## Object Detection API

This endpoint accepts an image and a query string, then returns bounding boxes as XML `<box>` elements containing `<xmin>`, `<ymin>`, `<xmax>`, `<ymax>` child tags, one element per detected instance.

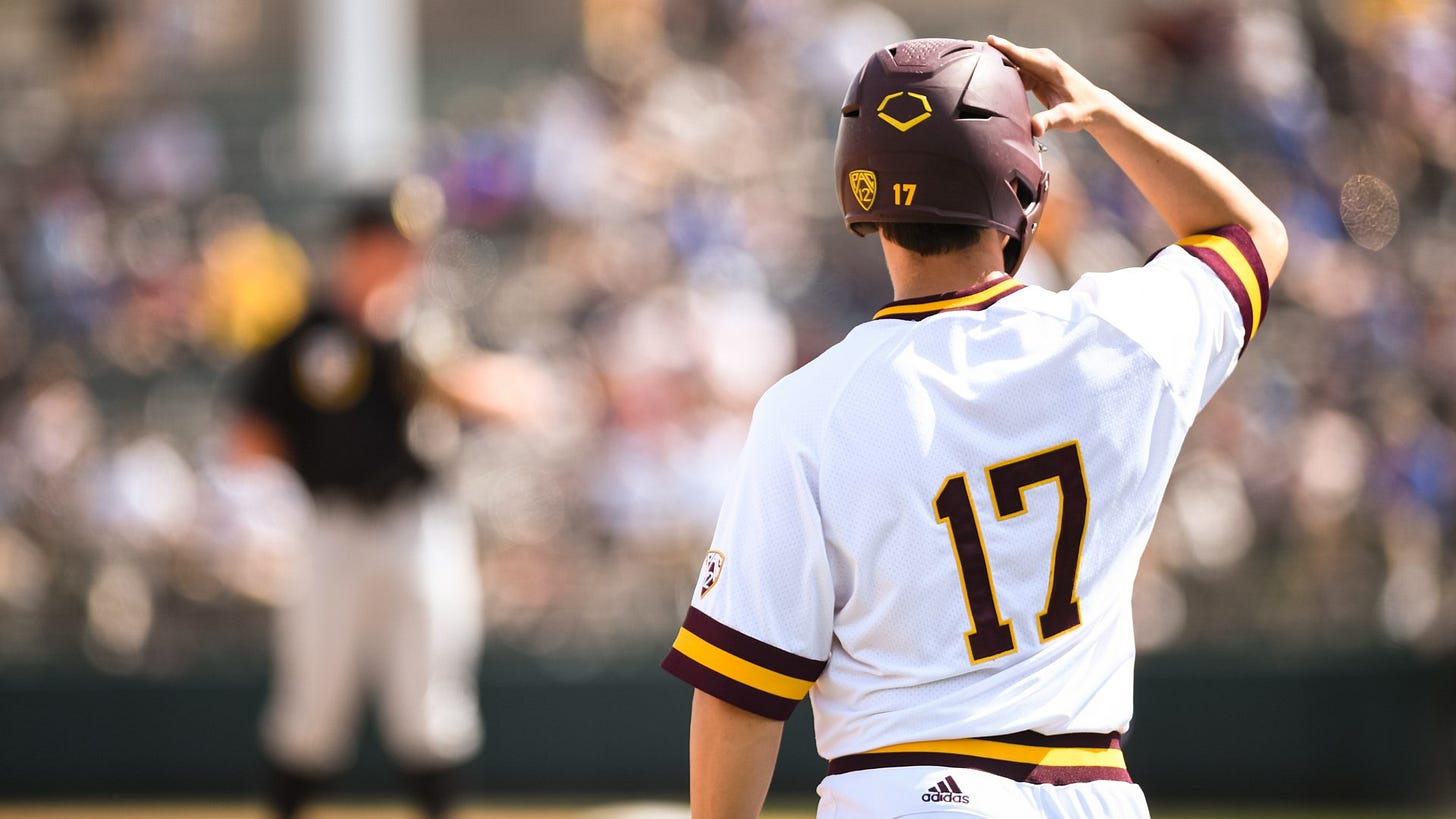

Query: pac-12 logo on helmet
<box><xmin>849</xmin><ymin>170</ymin><xmax>877</xmax><ymax>211</ymax></box>
<box><xmin>698</xmin><ymin>551</ymin><xmax>725</xmax><ymax>598</ymax></box>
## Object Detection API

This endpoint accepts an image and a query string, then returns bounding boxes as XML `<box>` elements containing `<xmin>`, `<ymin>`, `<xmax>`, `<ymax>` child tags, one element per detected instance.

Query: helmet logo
<box><xmin>876</xmin><ymin>91</ymin><xmax>933</xmax><ymax>132</ymax></box>
<box><xmin>849</xmin><ymin>170</ymin><xmax>877</xmax><ymax>211</ymax></box>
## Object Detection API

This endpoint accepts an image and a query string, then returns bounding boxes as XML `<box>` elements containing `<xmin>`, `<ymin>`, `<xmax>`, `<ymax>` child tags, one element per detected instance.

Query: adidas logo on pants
<box><xmin>923</xmin><ymin>776</ymin><xmax>970</xmax><ymax>803</ymax></box>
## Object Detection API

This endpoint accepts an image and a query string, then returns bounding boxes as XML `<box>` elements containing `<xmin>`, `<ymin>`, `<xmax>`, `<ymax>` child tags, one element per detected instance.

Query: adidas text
<box><xmin>923</xmin><ymin>776</ymin><xmax>969</xmax><ymax>803</ymax></box>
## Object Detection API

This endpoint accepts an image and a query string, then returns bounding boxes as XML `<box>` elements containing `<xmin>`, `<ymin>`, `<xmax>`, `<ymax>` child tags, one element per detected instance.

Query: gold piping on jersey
<box><xmin>864</xmin><ymin>736</ymin><xmax>1125</xmax><ymax>769</ymax></box>
<box><xmin>873</xmin><ymin>276</ymin><xmax>1025</xmax><ymax>321</ymax></box>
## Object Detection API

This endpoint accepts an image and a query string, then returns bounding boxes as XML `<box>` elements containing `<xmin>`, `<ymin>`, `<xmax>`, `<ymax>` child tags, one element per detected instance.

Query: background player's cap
<box><xmin>339</xmin><ymin>194</ymin><xmax>405</xmax><ymax>239</ymax></box>
<box><xmin>833</xmin><ymin>38</ymin><xmax>1049</xmax><ymax>274</ymax></box>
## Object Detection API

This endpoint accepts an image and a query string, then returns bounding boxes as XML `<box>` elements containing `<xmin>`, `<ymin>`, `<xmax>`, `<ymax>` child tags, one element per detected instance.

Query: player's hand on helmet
<box><xmin>987</xmin><ymin>35</ymin><xmax>1113</xmax><ymax>137</ymax></box>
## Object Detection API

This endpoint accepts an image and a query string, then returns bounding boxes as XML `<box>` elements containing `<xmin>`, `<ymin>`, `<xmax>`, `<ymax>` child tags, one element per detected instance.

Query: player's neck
<box><xmin>879</xmin><ymin>235</ymin><xmax>1008</xmax><ymax>301</ymax></box>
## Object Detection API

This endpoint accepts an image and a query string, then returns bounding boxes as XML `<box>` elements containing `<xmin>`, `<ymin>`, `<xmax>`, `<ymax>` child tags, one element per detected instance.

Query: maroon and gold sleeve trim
<box><xmin>827</xmin><ymin>730</ymin><xmax>1130</xmax><ymax>785</ymax></box>
<box><xmin>1174</xmin><ymin>225</ymin><xmax>1270</xmax><ymax>351</ymax></box>
<box><xmin>661</xmin><ymin>607</ymin><xmax>826</xmax><ymax>721</ymax></box>
<box><xmin>872</xmin><ymin>275</ymin><xmax>1025</xmax><ymax>321</ymax></box>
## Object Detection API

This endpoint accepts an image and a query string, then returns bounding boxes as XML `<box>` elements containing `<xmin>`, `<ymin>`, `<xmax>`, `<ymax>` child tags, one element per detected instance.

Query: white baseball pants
<box><xmin>817</xmin><ymin>766</ymin><xmax>1151</xmax><ymax>819</ymax></box>
<box><xmin>262</xmin><ymin>488</ymin><xmax>483</xmax><ymax>773</ymax></box>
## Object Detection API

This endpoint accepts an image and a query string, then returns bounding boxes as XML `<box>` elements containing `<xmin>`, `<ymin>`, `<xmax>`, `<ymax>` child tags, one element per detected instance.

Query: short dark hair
<box><xmin>339</xmin><ymin>196</ymin><xmax>404</xmax><ymax>241</ymax></box>
<box><xmin>878</xmin><ymin>222</ymin><xmax>987</xmax><ymax>257</ymax></box>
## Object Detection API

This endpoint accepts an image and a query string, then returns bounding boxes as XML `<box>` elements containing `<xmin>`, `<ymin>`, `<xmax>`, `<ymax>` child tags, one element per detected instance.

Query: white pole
<box><xmin>302</xmin><ymin>0</ymin><xmax>419</xmax><ymax>190</ymax></box>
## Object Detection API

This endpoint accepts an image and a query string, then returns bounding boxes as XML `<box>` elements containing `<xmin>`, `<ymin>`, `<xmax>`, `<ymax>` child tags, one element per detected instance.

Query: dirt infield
<box><xmin>0</xmin><ymin>803</ymin><xmax>1447</xmax><ymax>819</ymax></box>
<box><xmin>0</xmin><ymin>803</ymin><xmax>809</xmax><ymax>819</ymax></box>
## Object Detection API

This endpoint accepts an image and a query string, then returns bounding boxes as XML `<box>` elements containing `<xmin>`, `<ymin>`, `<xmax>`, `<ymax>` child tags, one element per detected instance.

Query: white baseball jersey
<box><xmin>664</xmin><ymin>225</ymin><xmax>1269</xmax><ymax>784</ymax></box>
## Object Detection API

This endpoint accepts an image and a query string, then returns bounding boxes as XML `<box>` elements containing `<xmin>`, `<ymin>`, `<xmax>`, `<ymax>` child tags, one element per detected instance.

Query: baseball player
<box><xmin>231</xmin><ymin>200</ymin><xmax>493</xmax><ymax>819</ymax></box>
<box><xmin>662</xmin><ymin>36</ymin><xmax>1286</xmax><ymax>818</ymax></box>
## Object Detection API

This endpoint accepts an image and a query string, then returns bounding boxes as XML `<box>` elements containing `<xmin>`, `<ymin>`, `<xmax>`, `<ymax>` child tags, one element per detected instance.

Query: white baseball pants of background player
<box><xmin>817</xmin><ymin>766</ymin><xmax>1151</xmax><ymax>819</ymax></box>
<box><xmin>262</xmin><ymin>487</ymin><xmax>483</xmax><ymax>774</ymax></box>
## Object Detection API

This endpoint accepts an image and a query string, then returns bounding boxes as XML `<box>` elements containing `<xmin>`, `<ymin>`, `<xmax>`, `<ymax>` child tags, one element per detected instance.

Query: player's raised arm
<box><xmin>988</xmin><ymin>35</ymin><xmax>1288</xmax><ymax>282</ymax></box>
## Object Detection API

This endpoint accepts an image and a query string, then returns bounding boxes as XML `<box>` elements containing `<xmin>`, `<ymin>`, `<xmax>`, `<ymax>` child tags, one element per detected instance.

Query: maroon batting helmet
<box><xmin>834</xmin><ymin>38</ymin><xmax>1049</xmax><ymax>274</ymax></box>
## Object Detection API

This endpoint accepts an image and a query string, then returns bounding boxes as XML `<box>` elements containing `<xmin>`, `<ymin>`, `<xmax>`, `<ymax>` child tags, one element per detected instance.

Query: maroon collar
<box><xmin>873</xmin><ymin>275</ymin><xmax>1024</xmax><ymax>321</ymax></box>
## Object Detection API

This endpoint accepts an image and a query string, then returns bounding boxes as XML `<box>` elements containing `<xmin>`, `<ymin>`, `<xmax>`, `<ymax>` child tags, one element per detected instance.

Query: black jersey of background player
<box><xmin>241</xmin><ymin>304</ymin><xmax>430</xmax><ymax>506</ymax></box>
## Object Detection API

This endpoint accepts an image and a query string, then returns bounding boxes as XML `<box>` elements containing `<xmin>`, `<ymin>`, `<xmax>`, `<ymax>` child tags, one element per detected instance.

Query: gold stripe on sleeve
<box><xmin>670</xmin><ymin>628</ymin><xmax>815</xmax><ymax>701</ymax></box>
<box><xmin>1178</xmin><ymin>233</ymin><xmax>1265</xmax><ymax>337</ymax></box>
<box><xmin>866</xmin><ymin>737</ymin><xmax>1126</xmax><ymax>769</ymax></box>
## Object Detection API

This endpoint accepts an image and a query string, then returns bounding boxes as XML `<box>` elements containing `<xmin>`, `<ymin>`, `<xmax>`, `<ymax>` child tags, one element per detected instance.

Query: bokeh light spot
<box><xmin>1339</xmin><ymin>173</ymin><xmax>1400</xmax><ymax>250</ymax></box>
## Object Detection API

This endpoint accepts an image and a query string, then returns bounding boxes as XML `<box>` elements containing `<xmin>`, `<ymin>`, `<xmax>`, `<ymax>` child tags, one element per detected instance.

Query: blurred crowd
<box><xmin>0</xmin><ymin>0</ymin><xmax>1453</xmax><ymax>678</ymax></box>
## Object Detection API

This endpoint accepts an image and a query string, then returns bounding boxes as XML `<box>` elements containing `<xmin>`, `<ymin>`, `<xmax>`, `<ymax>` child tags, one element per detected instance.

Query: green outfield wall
<box><xmin>1</xmin><ymin>649</ymin><xmax>1452</xmax><ymax>805</ymax></box>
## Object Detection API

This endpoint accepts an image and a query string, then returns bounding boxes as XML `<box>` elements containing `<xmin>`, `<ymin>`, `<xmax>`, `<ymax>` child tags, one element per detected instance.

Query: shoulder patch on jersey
<box><xmin>698</xmin><ymin>550</ymin><xmax>725</xmax><ymax>598</ymax></box>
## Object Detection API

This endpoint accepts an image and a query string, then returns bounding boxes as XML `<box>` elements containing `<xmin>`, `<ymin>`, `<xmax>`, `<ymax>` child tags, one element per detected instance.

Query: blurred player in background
<box><xmin>663</xmin><ymin>36</ymin><xmax>1287</xmax><ymax>818</ymax></box>
<box><xmin>231</xmin><ymin>199</ymin><xmax>528</xmax><ymax>819</ymax></box>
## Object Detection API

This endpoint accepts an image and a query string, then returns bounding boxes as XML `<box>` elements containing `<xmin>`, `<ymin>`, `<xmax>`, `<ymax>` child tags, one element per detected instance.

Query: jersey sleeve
<box><xmin>661</xmin><ymin>392</ymin><xmax>833</xmax><ymax>720</ymax></box>
<box><xmin>1070</xmin><ymin>224</ymin><xmax>1270</xmax><ymax>417</ymax></box>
